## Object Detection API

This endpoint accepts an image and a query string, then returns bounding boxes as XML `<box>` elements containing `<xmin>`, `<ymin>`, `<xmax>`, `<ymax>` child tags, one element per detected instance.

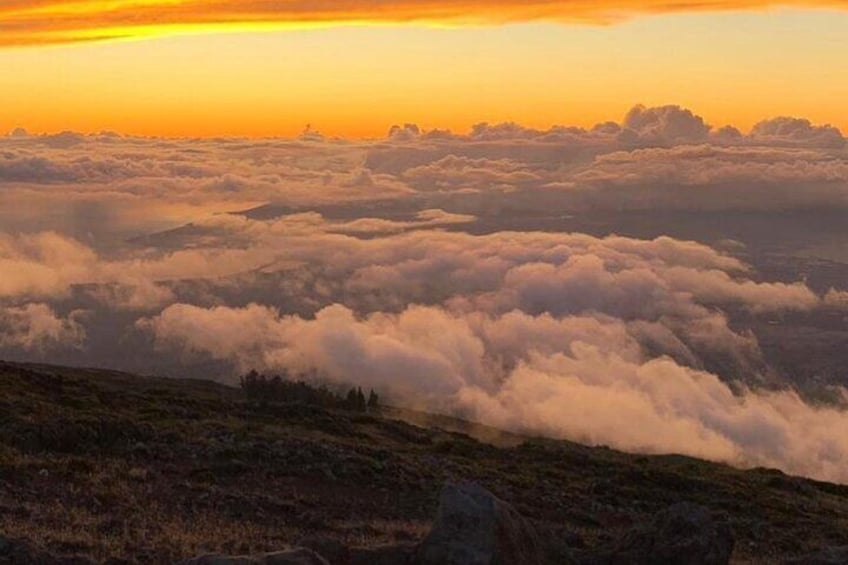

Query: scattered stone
<box><xmin>416</xmin><ymin>481</ymin><xmax>546</xmax><ymax>565</ymax></box>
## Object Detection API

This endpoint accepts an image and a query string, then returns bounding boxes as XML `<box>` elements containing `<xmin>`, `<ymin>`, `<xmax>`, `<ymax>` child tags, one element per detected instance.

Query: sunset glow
<box><xmin>3</xmin><ymin>0</ymin><xmax>847</xmax><ymax>46</ymax></box>
<box><xmin>1</xmin><ymin>4</ymin><xmax>847</xmax><ymax>137</ymax></box>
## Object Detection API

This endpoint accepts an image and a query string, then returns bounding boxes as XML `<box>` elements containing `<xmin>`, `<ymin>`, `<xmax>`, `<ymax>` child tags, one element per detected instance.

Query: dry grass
<box><xmin>2</xmin><ymin>360</ymin><xmax>848</xmax><ymax>563</ymax></box>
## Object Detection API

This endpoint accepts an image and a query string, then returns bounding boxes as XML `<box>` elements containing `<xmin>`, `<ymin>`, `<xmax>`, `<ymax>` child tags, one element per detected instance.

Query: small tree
<box><xmin>367</xmin><ymin>389</ymin><xmax>380</xmax><ymax>411</ymax></box>
<box><xmin>346</xmin><ymin>388</ymin><xmax>358</xmax><ymax>410</ymax></box>
<box><xmin>356</xmin><ymin>387</ymin><xmax>367</xmax><ymax>412</ymax></box>
<box><xmin>240</xmin><ymin>370</ymin><xmax>261</xmax><ymax>402</ymax></box>
<box><xmin>241</xmin><ymin>372</ymin><xmax>382</xmax><ymax>414</ymax></box>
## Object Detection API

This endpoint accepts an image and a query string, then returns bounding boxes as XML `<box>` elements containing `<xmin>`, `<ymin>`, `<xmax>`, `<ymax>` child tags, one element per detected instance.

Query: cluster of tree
<box><xmin>345</xmin><ymin>386</ymin><xmax>381</xmax><ymax>412</ymax></box>
<box><xmin>240</xmin><ymin>370</ymin><xmax>380</xmax><ymax>413</ymax></box>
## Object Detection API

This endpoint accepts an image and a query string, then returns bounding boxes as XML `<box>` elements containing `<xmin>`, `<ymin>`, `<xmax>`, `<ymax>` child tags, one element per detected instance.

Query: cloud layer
<box><xmin>141</xmin><ymin>301</ymin><xmax>848</xmax><ymax>482</ymax></box>
<box><xmin>2</xmin><ymin>104</ymin><xmax>848</xmax><ymax>482</ymax></box>
<box><xmin>2</xmin><ymin>1</ymin><xmax>848</xmax><ymax>46</ymax></box>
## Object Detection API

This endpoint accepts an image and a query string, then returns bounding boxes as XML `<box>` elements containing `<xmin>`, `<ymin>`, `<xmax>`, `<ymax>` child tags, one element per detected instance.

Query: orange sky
<box><xmin>0</xmin><ymin>4</ymin><xmax>846</xmax><ymax>137</ymax></box>
<box><xmin>2</xmin><ymin>0</ymin><xmax>848</xmax><ymax>46</ymax></box>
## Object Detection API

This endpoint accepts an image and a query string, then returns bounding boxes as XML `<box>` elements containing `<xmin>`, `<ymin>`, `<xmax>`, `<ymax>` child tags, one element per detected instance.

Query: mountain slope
<box><xmin>1</xmin><ymin>361</ymin><xmax>847</xmax><ymax>563</ymax></box>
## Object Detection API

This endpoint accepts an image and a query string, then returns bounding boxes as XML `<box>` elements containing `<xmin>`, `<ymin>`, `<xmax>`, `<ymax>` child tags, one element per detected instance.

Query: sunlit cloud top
<box><xmin>2</xmin><ymin>0</ymin><xmax>847</xmax><ymax>46</ymax></box>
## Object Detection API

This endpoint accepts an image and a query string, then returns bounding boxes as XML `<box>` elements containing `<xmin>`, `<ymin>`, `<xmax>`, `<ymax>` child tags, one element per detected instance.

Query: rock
<box><xmin>416</xmin><ymin>481</ymin><xmax>545</xmax><ymax>565</ymax></box>
<box><xmin>592</xmin><ymin>502</ymin><xmax>734</xmax><ymax>565</ymax></box>
<box><xmin>784</xmin><ymin>546</ymin><xmax>848</xmax><ymax>565</ymax></box>
<box><xmin>181</xmin><ymin>548</ymin><xmax>329</xmax><ymax>565</ymax></box>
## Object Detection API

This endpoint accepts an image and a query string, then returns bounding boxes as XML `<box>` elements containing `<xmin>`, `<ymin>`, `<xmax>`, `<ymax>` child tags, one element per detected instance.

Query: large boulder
<box><xmin>416</xmin><ymin>481</ymin><xmax>544</xmax><ymax>565</ymax></box>
<box><xmin>181</xmin><ymin>548</ymin><xmax>329</xmax><ymax>565</ymax></box>
<box><xmin>592</xmin><ymin>502</ymin><xmax>734</xmax><ymax>565</ymax></box>
<box><xmin>784</xmin><ymin>546</ymin><xmax>848</xmax><ymax>565</ymax></box>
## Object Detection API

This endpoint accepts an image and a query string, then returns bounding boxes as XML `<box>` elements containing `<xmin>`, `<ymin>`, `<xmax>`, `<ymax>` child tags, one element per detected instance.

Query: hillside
<box><xmin>1</xmin><ymin>361</ymin><xmax>847</xmax><ymax>563</ymax></box>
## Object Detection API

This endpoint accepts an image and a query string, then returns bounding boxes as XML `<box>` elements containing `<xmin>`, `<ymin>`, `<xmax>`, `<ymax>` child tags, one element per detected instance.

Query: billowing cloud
<box><xmin>0</xmin><ymin>303</ymin><xmax>85</xmax><ymax>351</ymax></box>
<box><xmin>140</xmin><ymin>301</ymin><xmax>848</xmax><ymax>483</ymax></box>
<box><xmin>328</xmin><ymin>209</ymin><xmax>477</xmax><ymax>234</ymax></box>
<box><xmin>751</xmin><ymin>117</ymin><xmax>845</xmax><ymax>149</ymax></box>
<box><xmin>2</xmin><ymin>106</ymin><xmax>845</xmax><ymax>240</ymax></box>
<box><xmin>87</xmin><ymin>281</ymin><xmax>176</xmax><ymax>312</ymax></box>
<box><xmin>388</xmin><ymin>124</ymin><xmax>423</xmax><ymax>142</ymax></box>
<box><xmin>823</xmin><ymin>289</ymin><xmax>848</xmax><ymax>310</ymax></box>
<box><xmin>569</xmin><ymin>144</ymin><xmax>848</xmax><ymax>211</ymax></box>
<box><xmin>404</xmin><ymin>155</ymin><xmax>542</xmax><ymax>190</ymax></box>
<box><xmin>0</xmin><ymin>232</ymin><xmax>99</xmax><ymax>299</ymax></box>
<box><xmin>4</xmin><ymin>104</ymin><xmax>848</xmax><ymax>484</ymax></box>
<box><xmin>619</xmin><ymin>104</ymin><xmax>711</xmax><ymax>146</ymax></box>
<box><xmin>3</xmin><ymin>1</ymin><xmax>848</xmax><ymax>46</ymax></box>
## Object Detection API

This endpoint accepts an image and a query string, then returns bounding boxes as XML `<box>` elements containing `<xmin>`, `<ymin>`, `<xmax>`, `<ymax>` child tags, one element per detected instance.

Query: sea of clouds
<box><xmin>3</xmin><ymin>105</ymin><xmax>848</xmax><ymax>482</ymax></box>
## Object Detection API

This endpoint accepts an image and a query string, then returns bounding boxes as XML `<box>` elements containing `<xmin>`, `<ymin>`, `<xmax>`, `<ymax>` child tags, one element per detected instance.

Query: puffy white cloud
<box><xmin>7</xmin><ymin>127</ymin><xmax>29</xmax><ymax>138</ymax></box>
<box><xmin>5</xmin><ymin>104</ymin><xmax>848</xmax><ymax>485</ymax></box>
<box><xmin>0</xmin><ymin>232</ymin><xmax>98</xmax><ymax>299</ymax></box>
<box><xmin>87</xmin><ymin>281</ymin><xmax>176</xmax><ymax>312</ymax></box>
<box><xmin>751</xmin><ymin>117</ymin><xmax>845</xmax><ymax>149</ymax></box>
<box><xmin>823</xmin><ymin>289</ymin><xmax>848</xmax><ymax>310</ymax></box>
<box><xmin>570</xmin><ymin>145</ymin><xmax>848</xmax><ymax>211</ymax></box>
<box><xmin>0</xmin><ymin>303</ymin><xmax>85</xmax><ymax>351</ymax></box>
<box><xmin>620</xmin><ymin>104</ymin><xmax>711</xmax><ymax>146</ymax></box>
<box><xmin>328</xmin><ymin>209</ymin><xmax>476</xmax><ymax>234</ymax></box>
<box><xmin>388</xmin><ymin>123</ymin><xmax>422</xmax><ymax>142</ymax></box>
<box><xmin>403</xmin><ymin>155</ymin><xmax>542</xmax><ymax>190</ymax></box>
<box><xmin>140</xmin><ymin>301</ymin><xmax>848</xmax><ymax>483</ymax></box>
<box><xmin>0</xmin><ymin>214</ymin><xmax>784</xmax><ymax>380</ymax></box>
<box><xmin>4</xmin><ymin>105</ymin><xmax>844</xmax><ymax>241</ymax></box>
